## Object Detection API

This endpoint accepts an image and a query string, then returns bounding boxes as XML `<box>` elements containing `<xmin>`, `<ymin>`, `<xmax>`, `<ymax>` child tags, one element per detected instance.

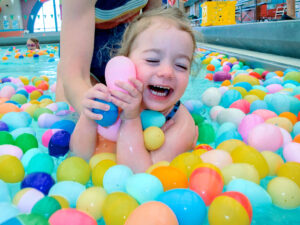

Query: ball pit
<box><xmin>0</xmin><ymin>45</ymin><xmax>300</xmax><ymax>225</ymax></box>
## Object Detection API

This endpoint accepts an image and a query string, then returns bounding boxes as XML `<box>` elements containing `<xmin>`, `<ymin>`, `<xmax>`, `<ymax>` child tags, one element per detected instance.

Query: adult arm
<box><xmin>144</xmin><ymin>0</ymin><xmax>162</xmax><ymax>11</ymax></box>
<box><xmin>56</xmin><ymin>0</ymin><xmax>96</xmax><ymax>113</ymax></box>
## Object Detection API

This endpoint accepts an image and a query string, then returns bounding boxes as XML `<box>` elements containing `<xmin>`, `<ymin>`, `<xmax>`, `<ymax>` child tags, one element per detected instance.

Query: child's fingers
<box><xmin>93</xmin><ymin>83</ymin><xmax>109</xmax><ymax>93</ymax></box>
<box><xmin>85</xmin><ymin>90</ymin><xmax>111</xmax><ymax>102</ymax></box>
<box><xmin>114</xmin><ymin>81</ymin><xmax>140</xmax><ymax>98</ymax></box>
<box><xmin>82</xmin><ymin>99</ymin><xmax>110</xmax><ymax>111</ymax></box>
<box><xmin>110</xmin><ymin>95</ymin><xmax>128</xmax><ymax>109</ymax></box>
<box><xmin>129</xmin><ymin>78</ymin><xmax>143</xmax><ymax>93</ymax></box>
<box><xmin>83</xmin><ymin>108</ymin><xmax>103</xmax><ymax>120</ymax></box>
<box><xmin>110</xmin><ymin>89</ymin><xmax>131</xmax><ymax>104</ymax></box>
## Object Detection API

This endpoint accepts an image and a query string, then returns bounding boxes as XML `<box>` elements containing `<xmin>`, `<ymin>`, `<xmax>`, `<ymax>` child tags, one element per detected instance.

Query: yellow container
<box><xmin>201</xmin><ymin>1</ymin><xmax>237</xmax><ymax>26</ymax></box>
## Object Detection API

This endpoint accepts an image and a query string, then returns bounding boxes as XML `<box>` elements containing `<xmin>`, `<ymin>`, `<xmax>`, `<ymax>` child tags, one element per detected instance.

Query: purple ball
<box><xmin>1</xmin><ymin>77</ymin><xmax>11</xmax><ymax>83</ymax></box>
<box><xmin>223</xmin><ymin>62</ymin><xmax>233</xmax><ymax>68</ymax></box>
<box><xmin>213</xmin><ymin>71</ymin><xmax>231</xmax><ymax>81</ymax></box>
<box><xmin>48</xmin><ymin>130</ymin><xmax>70</xmax><ymax>157</ymax></box>
<box><xmin>21</xmin><ymin>172</ymin><xmax>55</xmax><ymax>195</ymax></box>
<box><xmin>0</xmin><ymin>121</ymin><xmax>9</xmax><ymax>131</ymax></box>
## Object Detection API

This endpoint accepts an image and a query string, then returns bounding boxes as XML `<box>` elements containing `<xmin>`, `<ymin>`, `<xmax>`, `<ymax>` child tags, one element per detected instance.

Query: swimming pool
<box><xmin>0</xmin><ymin>44</ymin><xmax>300</xmax><ymax>225</ymax></box>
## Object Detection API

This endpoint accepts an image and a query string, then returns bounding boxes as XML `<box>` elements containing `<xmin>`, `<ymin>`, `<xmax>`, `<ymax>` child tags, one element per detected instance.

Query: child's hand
<box><xmin>110</xmin><ymin>78</ymin><xmax>143</xmax><ymax>120</ymax></box>
<box><xmin>82</xmin><ymin>83</ymin><xmax>111</xmax><ymax>121</ymax></box>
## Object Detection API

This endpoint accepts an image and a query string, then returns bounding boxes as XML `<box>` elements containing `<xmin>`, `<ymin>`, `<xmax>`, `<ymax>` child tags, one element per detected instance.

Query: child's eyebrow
<box><xmin>142</xmin><ymin>49</ymin><xmax>160</xmax><ymax>54</ymax></box>
<box><xmin>143</xmin><ymin>49</ymin><xmax>191</xmax><ymax>62</ymax></box>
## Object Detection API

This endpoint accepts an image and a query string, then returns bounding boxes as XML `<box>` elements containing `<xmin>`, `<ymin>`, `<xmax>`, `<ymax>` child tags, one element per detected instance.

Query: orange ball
<box><xmin>279</xmin><ymin>112</ymin><xmax>298</xmax><ymax>125</ymax></box>
<box><xmin>49</xmin><ymin>53</ymin><xmax>55</xmax><ymax>58</ymax></box>
<box><xmin>206</xmin><ymin>64</ymin><xmax>215</xmax><ymax>71</ymax></box>
<box><xmin>37</xmin><ymin>81</ymin><xmax>49</xmax><ymax>91</ymax></box>
<box><xmin>205</xmin><ymin>73</ymin><xmax>213</xmax><ymax>81</ymax></box>
<box><xmin>274</xmin><ymin>71</ymin><xmax>284</xmax><ymax>77</ymax></box>
<box><xmin>150</xmin><ymin>166</ymin><xmax>188</xmax><ymax>191</ymax></box>
<box><xmin>294</xmin><ymin>134</ymin><xmax>300</xmax><ymax>144</ymax></box>
<box><xmin>221</xmin><ymin>80</ymin><xmax>231</xmax><ymax>86</ymax></box>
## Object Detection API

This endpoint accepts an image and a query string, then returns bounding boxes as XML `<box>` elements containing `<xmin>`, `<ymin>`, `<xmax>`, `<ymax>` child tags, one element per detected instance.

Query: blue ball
<box><xmin>48</xmin><ymin>130</ymin><xmax>70</xmax><ymax>157</ymax></box>
<box><xmin>33</xmin><ymin>54</ymin><xmax>39</xmax><ymax>58</ymax></box>
<box><xmin>18</xmin><ymin>55</ymin><xmax>24</xmax><ymax>59</ymax></box>
<box><xmin>216</xmin><ymin>122</ymin><xmax>237</xmax><ymax>138</ymax></box>
<box><xmin>16</xmin><ymin>89</ymin><xmax>29</xmax><ymax>98</ymax></box>
<box><xmin>5</xmin><ymin>100</ymin><xmax>21</xmax><ymax>108</ymax></box>
<box><xmin>51</xmin><ymin>120</ymin><xmax>75</xmax><ymax>134</ymax></box>
<box><xmin>21</xmin><ymin>172</ymin><xmax>55</xmax><ymax>195</ymax></box>
<box><xmin>263</xmin><ymin>78</ymin><xmax>283</xmax><ymax>86</ymax></box>
<box><xmin>293</xmin><ymin>122</ymin><xmax>300</xmax><ymax>136</ymax></box>
<box><xmin>264</xmin><ymin>93</ymin><xmax>290</xmax><ymax>115</ymax></box>
<box><xmin>92</xmin><ymin>99</ymin><xmax>118</xmax><ymax>127</ymax></box>
<box><xmin>1</xmin><ymin>77</ymin><xmax>11</xmax><ymax>83</ymax></box>
<box><xmin>215</xmin><ymin>130</ymin><xmax>243</xmax><ymax>147</ymax></box>
<box><xmin>265</xmin><ymin>72</ymin><xmax>277</xmax><ymax>80</ymax></box>
<box><xmin>250</xmin><ymin>100</ymin><xmax>268</xmax><ymax>113</ymax></box>
<box><xmin>38</xmin><ymin>95</ymin><xmax>52</xmax><ymax>101</ymax></box>
<box><xmin>140</xmin><ymin>110</ymin><xmax>165</xmax><ymax>130</ymax></box>
<box><xmin>48</xmin><ymin>58</ymin><xmax>55</xmax><ymax>62</ymax></box>
<box><xmin>156</xmin><ymin>189</ymin><xmax>207</xmax><ymax>225</ymax></box>
<box><xmin>0</xmin><ymin>121</ymin><xmax>9</xmax><ymax>131</ymax></box>
<box><xmin>220</xmin><ymin>89</ymin><xmax>242</xmax><ymax>108</ymax></box>
<box><xmin>0</xmin><ymin>203</ymin><xmax>20</xmax><ymax>224</ymax></box>
<box><xmin>234</xmin><ymin>82</ymin><xmax>252</xmax><ymax>92</ymax></box>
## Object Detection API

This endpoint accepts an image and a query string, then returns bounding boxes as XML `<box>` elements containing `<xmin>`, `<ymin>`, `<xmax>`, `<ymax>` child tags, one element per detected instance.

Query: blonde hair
<box><xmin>117</xmin><ymin>7</ymin><xmax>196</xmax><ymax>58</ymax></box>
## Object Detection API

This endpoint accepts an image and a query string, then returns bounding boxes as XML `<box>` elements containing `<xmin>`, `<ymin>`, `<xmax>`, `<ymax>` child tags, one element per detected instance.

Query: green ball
<box><xmin>31</xmin><ymin>196</ymin><xmax>61</xmax><ymax>219</ymax></box>
<box><xmin>284</xmin><ymin>71</ymin><xmax>300</xmax><ymax>83</ymax></box>
<box><xmin>17</xmin><ymin>213</ymin><xmax>49</xmax><ymax>225</ymax></box>
<box><xmin>191</xmin><ymin>113</ymin><xmax>205</xmax><ymax>126</ymax></box>
<box><xmin>197</xmin><ymin>122</ymin><xmax>215</xmax><ymax>144</ymax></box>
<box><xmin>253</xmin><ymin>68</ymin><xmax>265</xmax><ymax>75</ymax></box>
<box><xmin>10</xmin><ymin>94</ymin><xmax>28</xmax><ymax>105</ymax></box>
<box><xmin>0</xmin><ymin>131</ymin><xmax>15</xmax><ymax>145</ymax></box>
<box><xmin>27</xmin><ymin>153</ymin><xmax>54</xmax><ymax>174</ymax></box>
<box><xmin>15</xmin><ymin>133</ymin><xmax>38</xmax><ymax>153</ymax></box>
<box><xmin>33</xmin><ymin>108</ymin><xmax>53</xmax><ymax>121</ymax></box>
<box><xmin>32</xmin><ymin>77</ymin><xmax>44</xmax><ymax>86</ymax></box>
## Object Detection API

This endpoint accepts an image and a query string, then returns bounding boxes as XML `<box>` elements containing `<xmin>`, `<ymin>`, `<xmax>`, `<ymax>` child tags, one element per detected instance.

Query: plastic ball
<box><xmin>21</xmin><ymin>172</ymin><xmax>55</xmax><ymax>195</ymax></box>
<box><xmin>48</xmin><ymin>130</ymin><xmax>70</xmax><ymax>157</ymax></box>
<box><xmin>221</xmin><ymin>163</ymin><xmax>260</xmax><ymax>185</ymax></box>
<box><xmin>201</xmin><ymin>87</ymin><xmax>222</xmax><ymax>107</ymax></box>
<box><xmin>170</xmin><ymin>152</ymin><xmax>202</xmax><ymax>177</ymax></box>
<box><xmin>145</xmin><ymin>161</ymin><xmax>170</xmax><ymax>173</ymax></box>
<box><xmin>140</xmin><ymin>110</ymin><xmax>166</xmax><ymax>130</ymax></box>
<box><xmin>200</xmin><ymin>149</ymin><xmax>232</xmax><ymax>169</ymax></box>
<box><xmin>89</xmin><ymin>152</ymin><xmax>116</xmax><ymax>169</ymax></box>
<box><xmin>10</xmin><ymin>94</ymin><xmax>27</xmax><ymax>105</ymax></box>
<box><xmin>41</xmin><ymin>129</ymin><xmax>61</xmax><ymax>147</ymax></box>
<box><xmin>51</xmin><ymin>119</ymin><xmax>75</xmax><ymax>134</ymax></box>
<box><xmin>213</xmin><ymin>71</ymin><xmax>231</xmax><ymax>81</ymax></box>
<box><xmin>0</xmin><ymin>85</ymin><xmax>15</xmax><ymax>99</ymax></box>
<box><xmin>267</xmin><ymin>177</ymin><xmax>300</xmax><ymax>209</ymax></box>
<box><xmin>13</xmin><ymin>188</ymin><xmax>44</xmax><ymax>213</ymax></box>
<box><xmin>57</xmin><ymin>156</ymin><xmax>90</xmax><ymax>185</ymax></box>
<box><xmin>29</xmin><ymin>90</ymin><xmax>42</xmax><ymax>100</ymax></box>
<box><xmin>283</xmin><ymin>142</ymin><xmax>300</xmax><ymax>163</ymax></box>
<box><xmin>238</xmin><ymin>114</ymin><xmax>264</xmax><ymax>142</ymax></box>
<box><xmin>208</xmin><ymin>191</ymin><xmax>252</xmax><ymax>225</ymax></box>
<box><xmin>38</xmin><ymin>113</ymin><xmax>60</xmax><ymax>128</ymax></box>
<box><xmin>103</xmin><ymin>165</ymin><xmax>133</xmax><ymax>194</ymax></box>
<box><xmin>216</xmin><ymin>108</ymin><xmax>245</xmax><ymax>126</ymax></box>
<box><xmin>15</xmin><ymin>133</ymin><xmax>38</xmax><ymax>153</ymax></box>
<box><xmin>92</xmin><ymin>159</ymin><xmax>117</xmax><ymax>186</ymax></box>
<box><xmin>0</xmin><ymin>121</ymin><xmax>9</xmax><ymax>131</ymax></box>
<box><xmin>49</xmin><ymin>181</ymin><xmax>85</xmax><ymax>208</ymax></box>
<box><xmin>92</xmin><ymin>99</ymin><xmax>119</xmax><ymax>127</ymax></box>
<box><xmin>124</xmin><ymin>201</ymin><xmax>178</xmax><ymax>225</ymax></box>
<box><xmin>266</xmin><ymin>116</ymin><xmax>293</xmax><ymax>133</ymax></box>
<box><xmin>97</xmin><ymin>117</ymin><xmax>121</xmax><ymax>141</ymax></box>
<box><xmin>229</xmin><ymin>99</ymin><xmax>250</xmax><ymax>114</ymax></box>
<box><xmin>0</xmin><ymin>155</ymin><xmax>24</xmax><ymax>183</ymax></box>
<box><xmin>49</xmin><ymin>209</ymin><xmax>97</xmax><ymax>225</ymax></box>
<box><xmin>261</xmin><ymin>151</ymin><xmax>284</xmax><ymax>176</ymax></box>
<box><xmin>0</xmin><ymin>131</ymin><xmax>15</xmax><ymax>145</ymax></box>
<box><xmin>277</xmin><ymin>162</ymin><xmax>300</xmax><ymax>187</ymax></box>
<box><xmin>102</xmin><ymin>192</ymin><xmax>139</xmax><ymax>225</ymax></box>
<box><xmin>0</xmin><ymin>202</ymin><xmax>19</xmax><ymax>223</ymax></box>
<box><xmin>143</xmin><ymin>126</ymin><xmax>165</xmax><ymax>151</ymax></box>
<box><xmin>125</xmin><ymin>173</ymin><xmax>164</xmax><ymax>204</ymax></box>
<box><xmin>76</xmin><ymin>187</ymin><xmax>107</xmax><ymax>220</ymax></box>
<box><xmin>156</xmin><ymin>188</ymin><xmax>207</xmax><ymax>225</ymax></box>
<box><xmin>31</xmin><ymin>196</ymin><xmax>61</xmax><ymax>219</ymax></box>
<box><xmin>216</xmin><ymin>139</ymin><xmax>246</xmax><ymax>153</ymax></box>
<box><xmin>150</xmin><ymin>166</ymin><xmax>188</xmax><ymax>191</ymax></box>
<box><xmin>1</xmin><ymin>111</ymin><xmax>31</xmax><ymax>131</ymax></box>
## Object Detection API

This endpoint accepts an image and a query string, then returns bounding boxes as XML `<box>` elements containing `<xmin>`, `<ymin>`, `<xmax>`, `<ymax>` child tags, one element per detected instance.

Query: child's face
<box><xmin>129</xmin><ymin>19</ymin><xmax>194</xmax><ymax>113</ymax></box>
<box><xmin>27</xmin><ymin>40</ymin><xmax>36</xmax><ymax>50</ymax></box>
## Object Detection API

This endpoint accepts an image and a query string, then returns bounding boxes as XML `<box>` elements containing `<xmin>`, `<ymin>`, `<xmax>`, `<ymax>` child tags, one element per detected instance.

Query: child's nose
<box><xmin>157</xmin><ymin>63</ymin><xmax>174</xmax><ymax>78</ymax></box>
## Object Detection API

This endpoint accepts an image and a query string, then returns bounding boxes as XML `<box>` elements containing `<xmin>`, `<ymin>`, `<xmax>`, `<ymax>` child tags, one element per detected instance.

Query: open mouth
<box><xmin>148</xmin><ymin>85</ymin><xmax>173</xmax><ymax>97</ymax></box>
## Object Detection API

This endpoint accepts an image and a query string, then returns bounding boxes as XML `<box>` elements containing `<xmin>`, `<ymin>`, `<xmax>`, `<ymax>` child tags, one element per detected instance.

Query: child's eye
<box><xmin>146</xmin><ymin>59</ymin><xmax>159</xmax><ymax>63</ymax></box>
<box><xmin>176</xmin><ymin>64</ymin><xmax>188</xmax><ymax>70</ymax></box>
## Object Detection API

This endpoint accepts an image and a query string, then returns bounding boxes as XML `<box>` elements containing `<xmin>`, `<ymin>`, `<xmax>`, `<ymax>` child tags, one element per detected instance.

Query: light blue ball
<box><xmin>0</xmin><ymin>180</ymin><xmax>10</xmax><ymax>202</ymax></box>
<box><xmin>92</xmin><ymin>99</ymin><xmax>118</xmax><ymax>127</ymax></box>
<box><xmin>51</xmin><ymin>120</ymin><xmax>75</xmax><ymax>134</ymax></box>
<box><xmin>220</xmin><ymin>89</ymin><xmax>242</xmax><ymax>108</ymax></box>
<box><xmin>156</xmin><ymin>189</ymin><xmax>207</xmax><ymax>225</ymax></box>
<box><xmin>216</xmin><ymin>122</ymin><xmax>237</xmax><ymax>138</ymax></box>
<box><xmin>226</xmin><ymin>179</ymin><xmax>272</xmax><ymax>208</ymax></box>
<box><xmin>183</xmin><ymin>100</ymin><xmax>204</xmax><ymax>114</ymax></box>
<box><xmin>215</xmin><ymin>130</ymin><xmax>242</xmax><ymax>147</ymax></box>
<box><xmin>48</xmin><ymin>181</ymin><xmax>85</xmax><ymax>208</ymax></box>
<box><xmin>10</xmin><ymin>127</ymin><xmax>35</xmax><ymax>139</ymax></box>
<box><xmin>283</xmin><ymin>83</ymin><xmax>297</xmax><ymax>89</ymax></box>
<box><xmin>125</xmin><ymin>173</ymin><xmax>164</xmax><ymax>204</ymax></box>
<box><xmin>37</xmin><ymin>95</ymin><xmax>52</xmax><ymax>101</ymax></box>
<box><xmin>252</xmin><ymin>85</ymin><xmax>268</xmax><ymax>92</ymax></box>
<box><xmin>250</xmin><ymin>100</ymin><xmax>268</xmax><ymax>113</ymax></box>
<box><xmin>26</xmin><ymin>153</ymin><xmax>54</xmax><ymax>174</ymax></box>
<box><xmin>265</xmin><ymin>72</ymin><xmax>277</xmax><ymax>80</ymax></box>
<box><xmin>21</xmin><ymin>148</ymin><xmax>43</xmax><ymax>169</ymax></box>
<box><xmin>0</xmin><ymin>202</ymin><xmax>20</xmax><ymax>223</ymax></box>
<box><xmin>0</xmin><ymin>83</ymin><xmax>17</xmax><ymax>90</ymax></box>
<box><xmin>287</xmin><ymin>95</ymin><xmax>300</xmax><ymax>115</ymax></box>
<box><xmin>16</xmin><ymin>89</ymin><xmax>29</xmax><ymax>98</ymax></box>
<box><xmin>293</xmin><ymin>122</ymin><xmax>300</xmax><ymax>136</ymax></box>
<box><xmin>263</xmin><ymin>78</ymin><xmax>283</xmax><ymax>86</ymax></box>
<box><xmin>284</xmin><ymin>68</ymin><xmax>299</xmax><ymax>75</ymax></box>
<box><xmin>291</xmin><ymin>86</ymin><xmax>300</xmax><ymax>96</ymax></box>
<box><xmin>140</xmin><ymin>110</ymin><xmax>165</xmax><ymax>130</ymax></box>
<box><xmin>103</xmin><ymin>165</ymin><xmax>133</xmax><ymax>194</ymax></box>
<box><xmin>232</xmin><ymin>64</ymin><xmax>241</xmax><ymax>70</ymax></box>
<box><xmin>210</xmin><ymin>58</ymin><xmax>221</xmax><ymax>68</ymax></box>
<box><xmin>1</xmin><ymin>112</ymin><xmax>31</xmax><ymax>131</ymax></box>
<box><xmin>233</xmin><ymin>82</ymin><xmax>252</xmax><ymax>91</ymax></box>
<box><xmin>264</xmin><ymin>93</ymin><xmax>290</xmax><ymax>115</ymax></box>
<box><xmin>56</xmin><ymin>102</ymin><xmax>69</xmax><ymax>111</ymax></box>
<box><xmin>235</xmin><ymin>70</ymin><xmax>248</xmax><ymax>76</ymax></box>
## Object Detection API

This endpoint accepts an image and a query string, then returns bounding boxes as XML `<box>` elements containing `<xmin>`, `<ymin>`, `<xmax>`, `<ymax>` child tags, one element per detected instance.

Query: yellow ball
<box><xmin>30</xmin><ymin>99</ymin><xmax>40</xmax><ymax>105</ymax></box>
<box><xmin>277</xmin><ymin>162</ymin><xmax>300</xmax><ymax>187</ymax></box>
<box><xmin>19</xmin><ymin>76</ymin><xmax>30</xmax><ymax>85</ymax></box>
<box><xmin>231</xmin><ymin>145</ymin><xmax>269</xmax><ymax>179</ymax></box>
<box><xmin>170</xmin><ymin>152</ymin><xmax>202</xmax><ymax>177</ymax></box>
<box><xmin>261</xmin><ymin>151</ymin><xmax>284</xmax><ymax>176</ymax></box>
<box><xmin>146</xmin><ymin>161</ymin><xmax>170</xmax><ymax>174</ymax></box>
<box><xmin>247</xmin><ymin>89</ymin><xmax>267</xmax><ymax>100</ymax></box>
<box><xmin>143</xmin><ymin>126</ymin><xmax>165</xmax><ymax>151</ymax></box>
<box><xmin>51</xmin><ymin>195</ymin><xmax>69</xmax><ymax>208</ymax></box>
<box><xmin>267</xmin><ymin>177</ymin><xmax>300</xmax><ymax>209</ymax></box>
<box><xmin>24</xmin><ymin>104</ymin><xmax>40</xmax><ymax>117</ymax></box>
<box><xmin>265</xmin><ymin>117</ymin><xmax>293</xmax><ymax>133</ymax></box>
<box><xmin>30</xmin><ymin>90</ymin><xmax>42</xmax><ymax>100</ymax></box>
<box><xmin>57</xmin><ymin>156</ymin><xmax>91</xmax><ymax>185</ymax></box>
<box><xmin>41</xmin><ymin>75</ymin><xmax>49</xmax><ymax>82</ymax></box>
<box><xmin>76</xmin><ymin>187</ymin><xmax>107</xmax><ymax>220</ymax></box>
<box><xmin>243</xmin><ymin>94</ymin><xmax>260</xmax><ymax>103</ymax></box>
<box><xmin>0</xmin><ymin>155</ymin><xmax>25</xmax><ymax>183</ymax></box>
<box><xmin>89</xmin><ymin>153</ymin><xmax>116</xmax><ymax>169</ymax></box>
<box><xmin>92</xmin><ymin>159</ymin><xmax>116</xmax><ymax>186</ymax></box>
<box><xmin>39</xmin><ymin>98</ymin><xmax>54</xmax><ymax>108</ymax></box>
<box><xmin>217</xmin><ymin>139</ymin><xmax>246</xmax><ymax>153</ymax></box>
<box><xmin>193</xmin><ymin>149</ymin><xmax>208</xmax><ymax>157</ymax></box>
<box><xmin>233</xmin><ymin>75</ymin><xmax>259</xmax><ymax>86</ymax></box>
<box><xmin>229</xmin><ymin>87</ymin><xmax>247</xmax><ymax>97</ymax></box>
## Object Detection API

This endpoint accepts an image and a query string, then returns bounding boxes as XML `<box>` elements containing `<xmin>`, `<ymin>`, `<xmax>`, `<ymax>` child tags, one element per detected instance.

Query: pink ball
<box><xmin>238</xmin><ymin>114</ymin><xmax>264</xmax><ymax>142</ymax></box>
<box><xmin>230</xmin><ymin>99</ymin><xmax>250</xmax><ymax>114</ymax></box>
<box><xmin>283</xmin><ymin>142</ymin><xmax>300</xmax><ymax>163</ymax></box>
<box><xmin>0</xmin><ymin>85</ymin><xmax>16</xmax><ymax>98</ymax></box>
<box><xmin>21</xmin><ymin>103</ymin><xmax>31</xmax><ymax>111</ymax></box>
<box><xmin>222</xmin><ymin>65</ymin><xmax>231</xmax><ymax>72</ymax></box>
<box><xmin>266</xmin><ymin>84</ymin><xmax>283</xmax><ymax>93</ymax></box>
<box><xmin>42</xmin><ymin>129</ymin><xmax>61</xmax><ymax>147</ymax></box>
<box><xmin>252</xmin><ymin>109</ymin><xmax>277</xmax><ymax>121</ymax></box>
<box><xmin>49</xmin><ymin>209</ymin><xmax>97</xmax><ymax>225</ymax></box>
<box><xmin>24</xmin><ymin>85</ymin><xmax>37</xmax><ymax>93</ymax></box>
<box><xmin>38</xmin><ymin>113</ymin><xmax>61</xmax><ymax>128</ymax></box>
<box><xmin>247</xmin><ymin>123</ymin><xmax>283</xmax><ymax>152</ymax></box>
<box><xmin>200</xmin><ymin>149</ymin><xmax>232</xmax><ymax>169</ymax></box>
<box><xmin>105</xmin><ymin>56</ymin><xmax>136</xmax><ymax>93</ymax></box>
<box><xmin>97</xmin><ymin>117</ymin><xmax>121</xmax><ymax>142</ymax></box>
<box><xmin>279</xmin><ymin>127</ymin><xmax>292</xmax><ymax>147</ymax></box>
<box><xmin>46</xmin><ymin>103</ymin><xmax>58</xmax><ymax>112</ymax></box>
<box><xmin>0</xmin><ymin>144</ymin><xmax>23</xmax><ymax>159</ymax></box>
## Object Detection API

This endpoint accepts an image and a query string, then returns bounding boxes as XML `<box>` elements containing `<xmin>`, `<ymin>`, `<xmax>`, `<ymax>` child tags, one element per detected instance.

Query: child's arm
<box><xmin>70</xmin><ymin>83</ymin><xmax>111</xmax><ymax>159</ymax></box>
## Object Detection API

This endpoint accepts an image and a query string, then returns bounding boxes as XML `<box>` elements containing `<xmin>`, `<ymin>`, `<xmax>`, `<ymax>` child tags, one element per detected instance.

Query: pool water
<box><xmin>1</xmin><ymin>45</ymin><xmax>300</xmax><ymax>225</ymax></box>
